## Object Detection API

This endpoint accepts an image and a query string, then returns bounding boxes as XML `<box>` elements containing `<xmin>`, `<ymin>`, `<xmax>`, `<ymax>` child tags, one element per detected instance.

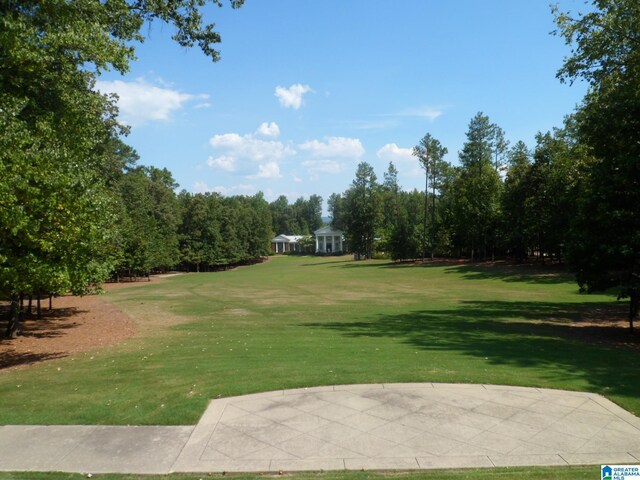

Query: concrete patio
<box><xmin>1</xmin><ymin>383</ymin><xmax>640</xmax><ymax>474</ymax></box>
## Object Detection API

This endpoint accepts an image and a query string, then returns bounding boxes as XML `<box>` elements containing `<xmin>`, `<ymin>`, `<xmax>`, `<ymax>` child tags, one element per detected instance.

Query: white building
<box><xmin>314</xmin><ymin>226</ymin><xmax>344</xmax><ymax>254</ymax></box>
<box><xmin>271</xmin><ymin>234</ymin><xmax>304</xmax><ymax>253</ymax></box>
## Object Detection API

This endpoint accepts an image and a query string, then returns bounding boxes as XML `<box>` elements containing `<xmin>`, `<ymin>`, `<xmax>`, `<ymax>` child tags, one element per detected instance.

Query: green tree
<box><xmin>527</xmin><ymin>130</ymin><xmax>578</xmax><ymax>264</ymax></box>
<box><xmin>501</xmin><ymin>141</ymin><xmax>532</xmax><ymax>262</ymax></box>
<box><xmin>115</xmin><ymin>166</ymin><xmax>181</xmax><ymax>277</ymax></box>
<box><xmin>454</xmin><ymin>113</ymin><xmax>503</xmax><ymax>260</ymax></box>
<box><xmin>0</xmin><ymin>97</ymin><xmax>121</xmax><ymax>335</ymax></box>
<box><xmin>1</xmin><ymin>0</ymin><xmax>243</xmax><ymax>335</ymax></box>
<box><xmin>328</xmin><ymin>193</ymin><xmax>346</xmax><ymax>232</ymax></box>
<box><xmin>245</xmin><ymin>193</ymin><xmax>273</xmax><ymax>259</ymax></box>
<box><xmin>387</xmin><ymin>190</ymin><xmax>423</xmax><ymax>261</ymax></box>
<box><xmin>491</xmin><ymin>125</ymin><xmax>510</xmax><ymax>174</ymax></box>
<box><xmin>343</xmin><ymin>162</ymin><xmax>382</xmax><ymax>259</ymax></box>
<box><xmin>380</xmin><ymin>161</ymin><xmax>400</xmax><ymax>254</ymax></box>
<box><xmin>413</xmin><ymin>134</ymin><xmax>448</xmax><ymax>259</ymax></box>
<box><xmin>305</xmin><ymin>195</ymin><xmax>324</xmax><ymax>233</ymax></box>
<box><xmin>178</xmin><ymin>192</ymin><xmax>209</xmax><ymax>272</ymax></box>
<box><xmin>554</xmin><ymin>0</ymin><xmax>640</xmax><ymax>331</ymax></box>
<box><xmin>270</xmin><ymin>195</ymin><xmax>297</xmax><ymax>235</ymax></box>
<box><xmin>298</xmin><ymin>235</ymin><xmax>316</xmax><ymax>253</ymax></box>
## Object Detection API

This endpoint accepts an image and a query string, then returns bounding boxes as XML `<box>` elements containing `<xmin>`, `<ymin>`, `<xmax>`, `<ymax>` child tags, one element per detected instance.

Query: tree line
<box><xmin>1</xmin><ymin>0</ymin><xmax>638</xmax><ymax>334</ymax></box>
<box><xmin>1</xmin><ymin>0</ymin><xmax>247</xmax><ymax>336</ymax></box>
<box><xmin>329</xmin><ymin>112</ymin><xmax>578</xmax><ymax>266</ymax></box>
<box><xmin>328</xmin><ymin>0</ymin><xmax>639</xmax><ymax>330</ymax></box>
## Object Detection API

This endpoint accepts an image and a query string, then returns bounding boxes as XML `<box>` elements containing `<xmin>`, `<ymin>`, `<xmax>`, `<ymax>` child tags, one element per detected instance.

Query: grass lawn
<box><xmin>0</xmin><ymin>466</ymin><xmax>599</xmax><ymax>480</ymax></box>
<box><xmin>0</xmin><ymin>255</ymin><xmax>637</xmax><ymax>426</ymax></box>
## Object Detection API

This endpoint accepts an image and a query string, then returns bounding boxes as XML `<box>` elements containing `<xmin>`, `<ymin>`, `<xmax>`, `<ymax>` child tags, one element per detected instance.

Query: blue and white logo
<box><xmin>603</xmin><ymin>465</ymin><xmax>613</xmax><ymax>480</ymax></box>
<box><xmin>602</xmin><ymin>465</ymin><xmax>640</xmax><ymax>480</ymax></box>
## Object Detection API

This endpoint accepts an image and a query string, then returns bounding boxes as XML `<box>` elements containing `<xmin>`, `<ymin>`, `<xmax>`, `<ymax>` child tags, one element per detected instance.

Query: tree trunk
<box><xmin>422</xmin><ymin>170</ymin><xmax>428</xmax><ymax>261</ymax></box>
<box><xmin>5</xmin><ymin>294</ymin><xmax>23</xmax><ymax>338</ymax></box>
<box><xmin>49</xmin><ymin>294</ymin><xmax>53</xmax><ymax>311</ymax></box>
<box><xmin>630</xmin><ymin>287</ymin><xmax>638</xmax><ymax>334</ymax></box>
<box><xmin>36</xmin><ymin>291</ymin><xmax>42</xmax><ymax>320</ymax></box>
<box><xmin>483</xmin><ymin>234</ymin><xmax>487</xmax><ymax>261</ymax></box>
<box><xmin>431</xmin><ymin>181</ymin><xmax>436</xmax><ymax>259</ymax></box>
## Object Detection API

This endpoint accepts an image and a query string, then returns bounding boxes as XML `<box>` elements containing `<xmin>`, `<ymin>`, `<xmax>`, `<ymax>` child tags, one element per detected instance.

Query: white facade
<box><xmin>271</xmin><ymin>234</ymin><xmax>304</xmax><ymax>253</ymax></box>
<box><xmin>314</xmin><ymin>226</ymin><xmax>344</xmax><ymax>254</ymax></box>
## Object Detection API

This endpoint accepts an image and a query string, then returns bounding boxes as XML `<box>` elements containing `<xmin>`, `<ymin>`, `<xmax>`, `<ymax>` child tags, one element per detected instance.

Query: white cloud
<box><xmin>346</xmin><ymin>119</ymin><xmax>399</xmax><ymax>131</ymax></box>
<box><xmin>256</xmin><ymin>122</ymin><xmax>280</xmax><ymax>138</ymax></box>
<box><xmin>298</xmin><ymin>136</ymin><xmax>365</xmax><ymax>158</ymax></box>
<box><xmin>207</xmin><ymin>124</ymin><xmax>294</xmax><ymax>179</ymax></box>
<box><xmin>302</xmin><ymin>159</ymin><xmax>346</xmax><ymax>175</ymax></box>
<box><xmin>275</xmin><ymin>83</ymin><xmax>312</xmax><ymax>110</ymax></box>
<box><xmin>193</xmin><ymin>181</ymin><xmax>212</xmax><ymax>193</ymax></box>
<box><xmin>396</xmin><ymin>106</ymin><xmax>444</xmax><ymax>122</ymax></box>
<box><xmin>249</xmin><ymin>161</ymin><xmax>282</xmax><ymax>179</ymax></box>
<box><xmin>376</xmin><ymin>143</ymin><xmax>414</xmax><ymax>162</ymax></box>
<box><xmin>292</xmin><ymin>174</ymin><xmax>303</xmax><ymax>183</ymax></box>
<box><xmin>206</xmin><ymin>155</ymin><xmax>236</xmax><ymax>172</ymax></box>
<box><xmin>208</xmin><ymin>130</ymin><xmax>294</xmax><ymax>168</ymax></box>
<box><xmin>95</xmin><ymin>78</ymin><xmax>205</xmax><ymax>126</ymax></box>
<box><xmin>208</xmin><ymin>184</ymin><xmax>257</xmax><ymax>196</ymax></box>
<box><xmin>193</xmin><ymin>181</ymin><xmax>256</xmax><ymax>195</ymax></box>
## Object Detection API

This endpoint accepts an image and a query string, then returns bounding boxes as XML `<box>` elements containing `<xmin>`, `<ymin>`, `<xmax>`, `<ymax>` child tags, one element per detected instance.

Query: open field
<box><xmin>0</xmin><ymin>255</ymin><xmax>637</xmax><ymax>426</ymax></box>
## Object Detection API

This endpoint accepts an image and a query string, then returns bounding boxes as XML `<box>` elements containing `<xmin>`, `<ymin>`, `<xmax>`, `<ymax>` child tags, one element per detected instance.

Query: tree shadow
<box><xmin>301</xmin><ymin>300</ymin><xmax>639</xmax><ymax>401</ymax></box>
<box><xmin>326</xmin><ymin>259</ymin><xmax>579</xmax><ymax>286</ymax></box>
<box><xmin>0</xmin><ymin>307</ymin><xmax>88</xmax><ymax>340</ymax></box>
<box><xmin>0</xmin><ymin>351</ymin><xmax>67</xmax><ymax>369</ymax></box>
<box><xmin>327</xmin><ymin>260</ymin><xmax>573</xmax><ymax>282</ymax></box>
<box><xmin>444</xmin><ymin>263</ymin><xmax>573</xmax><ymax>285</ymax></box>
<box><xmin>0</xmin><ymin>306</ymin><xmax>91</xmax><ymax>369</ymax></box>
<box><xmin>300</xmin><ymin>258</ymin><xmax>355</xmax><ymax>267</ymax></box>
<box><xmin>334</xmin><ymin>261</ymin><xmax>403</xmax><ymax>269</ymax></box>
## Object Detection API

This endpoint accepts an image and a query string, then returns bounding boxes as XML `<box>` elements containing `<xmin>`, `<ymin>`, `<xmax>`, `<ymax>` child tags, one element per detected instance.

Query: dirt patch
<box><xmin>562</xmin><ymin>303</ymin><xmax>640</xmax><ymax>350</ymax></box>
<box><xmin>0</xmin><ymin>287</ymin><xmax>142</xmax><ymax>371</ymax></box>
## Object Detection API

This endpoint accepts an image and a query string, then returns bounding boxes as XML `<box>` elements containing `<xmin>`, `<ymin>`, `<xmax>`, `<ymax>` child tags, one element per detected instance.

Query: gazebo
<box><xmin>314</xmin><ymin>226</ymin><xmax>344</xmax><ymax>254</ymax></box>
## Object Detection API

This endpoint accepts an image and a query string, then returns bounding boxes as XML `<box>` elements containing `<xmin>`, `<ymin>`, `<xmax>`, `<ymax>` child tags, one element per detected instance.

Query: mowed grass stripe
<box><xmin>0</xmin><ymin>255</ymin><xmax>637</xmax><ymax>426</ymax></box>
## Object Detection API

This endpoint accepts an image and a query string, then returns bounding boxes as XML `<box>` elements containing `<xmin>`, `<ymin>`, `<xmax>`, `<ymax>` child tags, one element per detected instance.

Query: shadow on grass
<box><xmin>444</xmin><ymin>264</ymin><xmax>573</xmax><ymax>285</ymax></box>
<box><xmin>330</xmin><ymin>259</ymin><xmax>577</xmax><ymax>286</ymax></box>
<box><xmin>302</xmin><ymin>300</ymin><xmax>639</xmax><ymax>403</ymax></box>
<box><xmin>0</xmin><ymin>351</ymin><xmax>66</xmax><ymax>369</ymax></box>
<box><xmin>300</xmin><ymin>258</ymin><xmax>355</xmax><ymax>267</ymax></box>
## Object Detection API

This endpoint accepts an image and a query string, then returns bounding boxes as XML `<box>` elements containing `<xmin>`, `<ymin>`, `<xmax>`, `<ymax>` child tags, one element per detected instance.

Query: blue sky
<box><xmin>97</xmin><ymin>0</ymin><xmax>589</xmax><ymax>212</ymax></box>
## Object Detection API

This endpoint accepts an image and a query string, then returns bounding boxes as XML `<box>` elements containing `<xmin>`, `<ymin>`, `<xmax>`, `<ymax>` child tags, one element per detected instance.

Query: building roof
<box><xmin>271</xmin><ymin>234</ymin><xmax>305</xmax><ymax>243</ymax></box>
<box><xmin>314</xmin><ymin>225</ymin><xmax>343</xmax><ymax>235</ymax></box>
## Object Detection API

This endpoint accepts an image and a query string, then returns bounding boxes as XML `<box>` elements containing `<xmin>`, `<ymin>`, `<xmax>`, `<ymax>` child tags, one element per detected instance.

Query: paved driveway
<box><xmin>2</xmin><ymin>383</ymin><xmax>640</xmax><ymax>473</ymax></box>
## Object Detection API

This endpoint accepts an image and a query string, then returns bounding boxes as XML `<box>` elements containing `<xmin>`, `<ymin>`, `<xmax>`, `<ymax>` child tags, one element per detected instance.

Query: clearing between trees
<box><xmin>0</xmin><ymin>256</ymin><xmax>637</xmax><ymax>427</ymax></box>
